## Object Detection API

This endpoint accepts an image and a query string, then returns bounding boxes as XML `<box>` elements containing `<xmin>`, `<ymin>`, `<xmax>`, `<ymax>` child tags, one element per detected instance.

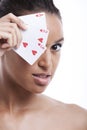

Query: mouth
<box><xmin>32</xmin><ymin>73</ymin><xmax>52</xmax><ymax>86</ymax></box>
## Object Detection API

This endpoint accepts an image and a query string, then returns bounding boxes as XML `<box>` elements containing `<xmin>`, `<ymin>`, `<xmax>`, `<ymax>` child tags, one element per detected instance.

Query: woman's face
<box><xmin>4</xmin><ymin>13</ymin><xmax>64</xmax><ymax>93</ymax></box>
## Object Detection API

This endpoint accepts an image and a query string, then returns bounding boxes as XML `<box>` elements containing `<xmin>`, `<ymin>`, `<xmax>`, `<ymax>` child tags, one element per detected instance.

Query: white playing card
<box><xmin>13</xmin><ymin>12</ymin><xmax>49</xmax><ymax>65</ymax></box>
<box><xmin>15</xmin><ymin>41</ymin><xmax>47</xmax><ymax>65</ymax></box>
<box><xmin>19</xmin><ymin>12</ymin><xmax>47</xmax><ymax>29</ymax></box>
<box><xmin>20</xmin><ymin>25</ymin><xmax>49</xmax><ymax>48</ymax></box>
<box><xmin>14</xmin><ymin>27</ymin><xmax>49</xmax><ymax>65</ymax></box>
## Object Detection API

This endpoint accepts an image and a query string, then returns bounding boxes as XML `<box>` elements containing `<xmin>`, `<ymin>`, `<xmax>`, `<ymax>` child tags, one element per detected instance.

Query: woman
<box><xmin>0</xmin><ymin>0</ymin><xmax>87</xmax><ymax>129</ymax></box>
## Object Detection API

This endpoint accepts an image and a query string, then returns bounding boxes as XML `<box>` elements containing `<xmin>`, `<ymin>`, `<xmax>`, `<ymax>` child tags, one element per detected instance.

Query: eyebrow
<box><xmin>55</xmin><ymin>37</ymin><xmax>64</xmax><ymax>43</ymax></box>
<box><xmin>47</xmin><ymin>37</ymin><xmax>64</xmax><ymax>47</ymax></box>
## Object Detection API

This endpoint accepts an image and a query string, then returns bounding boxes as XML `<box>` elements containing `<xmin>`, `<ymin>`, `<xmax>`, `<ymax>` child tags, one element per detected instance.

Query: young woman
<box><xmin>0</xmin><ymin>0</ymin><xmax>87</xmax><ymax>129</ymax></box>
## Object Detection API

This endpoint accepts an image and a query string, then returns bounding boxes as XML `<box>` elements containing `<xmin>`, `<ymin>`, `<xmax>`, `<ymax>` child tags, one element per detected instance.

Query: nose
<box><xmin>38</xmin><ymin>49</ymin><xmax>52</xmax><ymax>70</ymax></box>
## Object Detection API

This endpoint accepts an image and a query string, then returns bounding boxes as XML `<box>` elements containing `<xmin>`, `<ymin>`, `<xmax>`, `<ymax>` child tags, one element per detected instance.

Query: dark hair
<box><xmin>0</xmin><ymin>0</ymin><xmax>61</xmax><ymax>20</ymax></box>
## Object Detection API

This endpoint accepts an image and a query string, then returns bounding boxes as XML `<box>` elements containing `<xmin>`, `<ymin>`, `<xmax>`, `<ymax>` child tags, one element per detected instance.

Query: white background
<box><xmin>44</xmin><ymin>0</ymin><xmax>87</xmax><ymax>109</ymax></box>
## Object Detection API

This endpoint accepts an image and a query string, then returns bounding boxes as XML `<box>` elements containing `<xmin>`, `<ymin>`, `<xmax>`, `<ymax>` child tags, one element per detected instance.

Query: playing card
<box><xmin>20</xmin><ymin>25</ymin><xmax>49</xmax><ymax>47</ymax></box>
<box><xmin>13</xmin><ymin>12</ymin><xmax>49</xmax><ymax>65</ymax></box>
<box><xmin>15</xmin><ymin>42</ymin><xmax>47</xmax><ymax>65</ymax></box>
<box><xmin>14</xmin><ymin>27</ymin><xmax>49</xmax><ymax>65</ymax></box>
<box><xmin>19</xmin><ymin>12</ymin><xmax>47</xmax><ymax>29</ymax></box>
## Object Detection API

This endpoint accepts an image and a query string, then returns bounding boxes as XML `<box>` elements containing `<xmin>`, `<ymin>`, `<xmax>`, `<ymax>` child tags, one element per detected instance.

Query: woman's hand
<box><xmin>0</xmin><ymin>13</ymin><xmax>27</xmax><ymax>57</ymax></box>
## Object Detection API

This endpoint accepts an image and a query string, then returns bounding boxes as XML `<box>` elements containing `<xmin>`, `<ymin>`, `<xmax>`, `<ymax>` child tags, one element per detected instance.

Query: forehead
<box><xmin>45</xmin><ymin>13</ymin><xmax>63</xmax><ymax>45</ymax></box>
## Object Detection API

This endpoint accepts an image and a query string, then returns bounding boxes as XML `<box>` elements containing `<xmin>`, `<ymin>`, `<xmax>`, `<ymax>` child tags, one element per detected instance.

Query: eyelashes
<box><xmin>51</xmin><ymin>43</ymin><xmax>62</xmax><ymax>51</ymax></box>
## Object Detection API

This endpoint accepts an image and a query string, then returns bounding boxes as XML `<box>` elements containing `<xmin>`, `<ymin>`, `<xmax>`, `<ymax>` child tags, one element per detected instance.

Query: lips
<box><xmin>32</xmin><ymin>73</ymin><xmax>51</xmax><ymax>86</ymax></box>
<box><xmin>33</xmin><ymin>74</ymin><xmax>50</xmax><ymax>78</ymax></box>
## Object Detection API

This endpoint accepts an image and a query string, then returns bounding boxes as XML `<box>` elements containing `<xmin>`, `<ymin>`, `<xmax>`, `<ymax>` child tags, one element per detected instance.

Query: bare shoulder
<box><xmin>67</xmin><ymin>103</ymin><xmax>87</xmax><ymax>118</ymax></box>
<box><xmin>42</xmin><ymin>94</ymin><xmax>87</xmax><ymax>130</ymax></box>
<box><xmin>66</xmin><ymin>103</ymin><xmax>87</xmax><ymax>127</ymax></box>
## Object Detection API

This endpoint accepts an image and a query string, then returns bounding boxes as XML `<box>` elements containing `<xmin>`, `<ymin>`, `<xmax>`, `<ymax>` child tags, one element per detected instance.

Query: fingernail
<box><xmin>23</xmin><ymin>23</ymin><xmax>28</xmax><ymax>29</ymax></box>
<box><xmin>20</xmin><ymin>20</ymin><xmax>28</xmax><ymax>30</ymax></box>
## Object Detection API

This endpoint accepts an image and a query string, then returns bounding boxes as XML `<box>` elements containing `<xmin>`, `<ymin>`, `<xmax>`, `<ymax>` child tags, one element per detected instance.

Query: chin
<box><xmin>23</xmin><ymin>84</ymin><xmax>48</xmax><ymax>94</ymax></box>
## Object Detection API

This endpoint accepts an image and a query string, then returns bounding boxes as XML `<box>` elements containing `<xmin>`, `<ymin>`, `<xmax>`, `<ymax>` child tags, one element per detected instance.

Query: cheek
<box><xmin>5</xmin><ymin>51</ymin><xmax>32</xmax><ymax>79</ymax></box>
<box><xmin>52</xmin><ymin>52</ymin><xmax>60</xmax><ymax>71</ymax></box>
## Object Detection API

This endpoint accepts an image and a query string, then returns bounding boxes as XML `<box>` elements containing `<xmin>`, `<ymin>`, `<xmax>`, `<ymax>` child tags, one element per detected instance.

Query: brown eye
<box><xmin>51</xmin><ymin>43</ymin><xmax>62</xmax><ymax>51</ymax></box>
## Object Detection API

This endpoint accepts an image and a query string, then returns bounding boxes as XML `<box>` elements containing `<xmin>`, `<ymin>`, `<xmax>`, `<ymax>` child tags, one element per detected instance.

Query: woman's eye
<box><xmin>51</xmin><ymin>43</ymin><xmax>62</xmax><ymax>52</ymax></box>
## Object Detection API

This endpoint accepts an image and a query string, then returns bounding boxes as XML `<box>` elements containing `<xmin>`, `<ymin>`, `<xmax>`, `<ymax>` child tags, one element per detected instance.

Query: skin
<box><xmin>0</xmin><ymin>12</ymin><xmax>87</xmax><ymax>130</ymax></box>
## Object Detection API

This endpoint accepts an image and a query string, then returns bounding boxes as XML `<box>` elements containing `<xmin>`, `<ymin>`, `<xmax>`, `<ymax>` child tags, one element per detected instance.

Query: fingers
<box><xmin>0</xmin><ymin>22</ymin><xmax>22</xmax><ymax>48</ymax></box>
<box><xmin>0</xmin><ymin>42</ymin><xmax>10</xmax><ymax>57</ymax></box>
<box><xmin>0</xmin><ymin>31</ymin><xmax>13</xmax><ymax>47</ymax></box>
<box><xmin>0</xmin><ymin>13</ymin><xmax>27</xmax><ymax>57</ymax></box>
<box><xmin>0</xmin><ymin>25</ymin><xmax>22</xmax><ymax>47</ymax></box>
<box><xmin>0</xmin><ymin>13</ymin><xmax>27</xmax><ymax>48</ymax></box>
<box><xmin>0</xmin><ymin>13</ymin><xmax>27</xmax><ymax>30</ymax></box>
<box><xmin>1</xmin><ymin>43</ymin><xmax>10</xmax><ymax>49</ymax></box>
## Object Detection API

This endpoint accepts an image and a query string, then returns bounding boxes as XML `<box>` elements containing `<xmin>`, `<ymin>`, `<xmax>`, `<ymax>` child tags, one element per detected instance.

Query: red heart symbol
<box><xmin>36</xmin><ymin>13</ymin><xmax>44</xmax><ymax>17</ymax></box>
<box><xmin>32</xmin><ymin>50</ymin><xmax>37</xmax><ymax>55</ymax></box>
<box><xmin>38</xmin><ymin>38</ymin><xmax>43</xmax><ymax>43</ymax></box>
<box><xmin>40</xmin><ymin>29</ymin><xmax>43</xmax><ymax>32</ymax></box>
<box><xmin>23</xmin><ymin>42</ymin><xmax>28</xmax><ymax>48</ymax></box>
<box><xmin>40</xmin><ymin>29</ymin><xmax>47</xmax><ymax>33</ymax></box>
